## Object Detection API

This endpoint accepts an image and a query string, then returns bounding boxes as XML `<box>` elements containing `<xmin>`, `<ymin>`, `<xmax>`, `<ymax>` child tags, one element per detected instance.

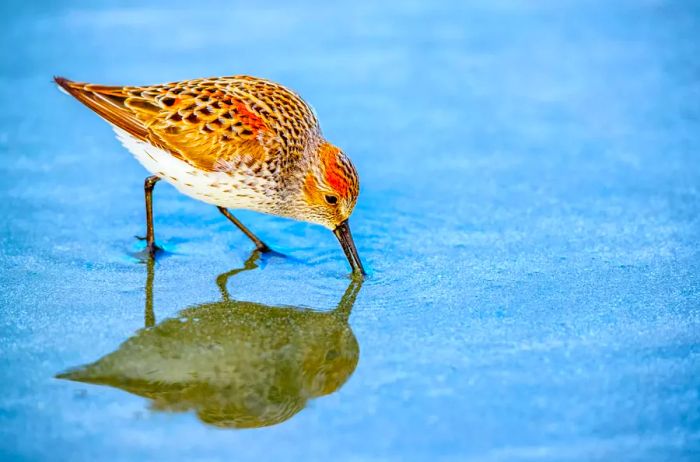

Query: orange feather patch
<box><xmin>320</xmin><ymin>143</ymin><xmax>350</xmax><ymax>197</ymax></box>
<box><xmin>233</xmin><ymin>100</ymin><xmax>267</xmax><ymax>133</ymax></box>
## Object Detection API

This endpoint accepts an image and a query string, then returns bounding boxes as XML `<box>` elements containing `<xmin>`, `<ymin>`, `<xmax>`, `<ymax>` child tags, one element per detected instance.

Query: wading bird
<box><xmin>55</xmin><ymin>75</ymin><xmax>365</xmax><ymax>275</ymax></box>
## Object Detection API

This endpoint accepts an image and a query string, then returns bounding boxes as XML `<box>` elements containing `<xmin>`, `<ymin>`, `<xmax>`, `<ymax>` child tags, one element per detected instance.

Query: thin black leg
<box><xmin>144</xmin><ymin>175</ymin><xmax>161</xmax><ymax>257</ymax></box>
<box><xmin>217</xmin><ymin>206</ymin><xmax>271</xmax><ymax>252</ymax></box>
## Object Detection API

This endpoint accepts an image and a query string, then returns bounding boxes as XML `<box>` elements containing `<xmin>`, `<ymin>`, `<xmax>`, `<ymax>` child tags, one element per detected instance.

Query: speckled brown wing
<box><xmin>55</xmin><ymin>76</ymin><xmax>321</xmax><ymax>173</ymax></box>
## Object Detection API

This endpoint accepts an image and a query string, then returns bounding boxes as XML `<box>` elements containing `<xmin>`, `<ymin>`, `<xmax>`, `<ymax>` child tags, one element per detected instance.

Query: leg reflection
<box><xmin>143</xmin><ymin>250</ymin><xmax>263</xmax><ymax>327</ymax></box>
<box><xmin>144</xmin><ymin>257</ymin><xmax>156</xmax><ymax>328</ymax></box>
<box><xmin>215</xmin><ymin>251</ymin><xmax>262</xmax><ymax>301</ymax></box>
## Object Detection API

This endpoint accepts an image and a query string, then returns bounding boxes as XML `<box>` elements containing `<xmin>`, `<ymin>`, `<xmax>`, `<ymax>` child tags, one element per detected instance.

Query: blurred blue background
<box><xmin>1</xmin><ymin>0</ymin><xmax>699</xmax><ymax>461</ymax></box>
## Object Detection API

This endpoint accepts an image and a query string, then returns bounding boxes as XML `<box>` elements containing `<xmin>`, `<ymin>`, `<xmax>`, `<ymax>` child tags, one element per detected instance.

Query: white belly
<box><xmin>114</xmin><ymin>128</ymin><xmax>266</xmax><ymax>210</ymax></box>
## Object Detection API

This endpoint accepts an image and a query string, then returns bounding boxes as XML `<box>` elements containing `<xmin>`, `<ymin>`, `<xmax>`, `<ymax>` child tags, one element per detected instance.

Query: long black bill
<box><xmin>333</xmin><ymin>220</ymin><xmax>366</xmax><ymax>276</ymax></box>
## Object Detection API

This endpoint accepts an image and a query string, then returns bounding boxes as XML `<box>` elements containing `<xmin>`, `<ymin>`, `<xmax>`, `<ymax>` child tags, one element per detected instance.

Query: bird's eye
<box><xmin>325</xmin><ymin>195</ymin><xmax>338</xmax><ymax>205</ymax></box>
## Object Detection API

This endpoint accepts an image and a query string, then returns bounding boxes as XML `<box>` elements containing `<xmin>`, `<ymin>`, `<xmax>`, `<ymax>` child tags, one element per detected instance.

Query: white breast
<box><xmin>113</xmin><ymin>128</ymin><xmax>267</xmax><ymax>210</ymax></box>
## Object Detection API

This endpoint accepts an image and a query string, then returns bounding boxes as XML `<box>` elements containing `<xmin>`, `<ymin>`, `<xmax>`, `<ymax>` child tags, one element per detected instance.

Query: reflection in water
<box><xmin>58</xmin><ymin>252</ymin><xmax>361</xmax><ymax>428</ymax></box>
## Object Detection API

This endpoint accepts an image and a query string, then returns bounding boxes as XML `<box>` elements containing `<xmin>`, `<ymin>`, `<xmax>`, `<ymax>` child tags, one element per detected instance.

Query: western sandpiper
<box><xmin>55</xmin><ymin>75</ymin><xmax>365</xmax><ymax>275</ymax></box>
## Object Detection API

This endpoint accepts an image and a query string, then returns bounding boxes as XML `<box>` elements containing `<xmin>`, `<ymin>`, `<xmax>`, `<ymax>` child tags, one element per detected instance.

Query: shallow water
<box><xmin>1</xmin><ymin>0</ymin><xmax>699</xmax><ymax>461</ymax></box>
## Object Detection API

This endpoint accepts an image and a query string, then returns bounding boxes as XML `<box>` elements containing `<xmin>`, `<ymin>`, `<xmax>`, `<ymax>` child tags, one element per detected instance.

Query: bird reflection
<box><xmin>58</xmin><ymin>252</ymin><xmax>362</xmax><ymax>429</ymax></box>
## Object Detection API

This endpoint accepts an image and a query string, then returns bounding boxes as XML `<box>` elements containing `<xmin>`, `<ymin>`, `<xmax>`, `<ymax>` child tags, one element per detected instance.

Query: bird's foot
<box><xmin>135</xmin><ymin>236</ymin><xmax>163</xmax><ymax>259</ymax></box>
<box><xmin>146</xmin><ymin>243</ymin><xmax>163</xmax><ymax>258</ymax></box>
<box><xmin>256</xmin><ymin>245</ymin><xmax>286</xmax><ymax>259</ymax></box>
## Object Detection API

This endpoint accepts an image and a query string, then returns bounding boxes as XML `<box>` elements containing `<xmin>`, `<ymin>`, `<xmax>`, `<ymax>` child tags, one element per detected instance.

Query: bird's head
<box><xmin>301</xmin><ymin>142</ymin><xmax>359</xmax><ymax>229</ymax></box>
<box><xmin>291</xmin><ymin>141</ymin><xmax>365</xmax><ymax>275</ymax></box>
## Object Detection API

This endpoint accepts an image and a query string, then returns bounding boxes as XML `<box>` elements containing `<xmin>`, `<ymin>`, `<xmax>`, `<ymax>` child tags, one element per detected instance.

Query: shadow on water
<box><xmin>57</xmin><ymin>251</ymin><xmax>362</xmax><ymax>429</ymax></box>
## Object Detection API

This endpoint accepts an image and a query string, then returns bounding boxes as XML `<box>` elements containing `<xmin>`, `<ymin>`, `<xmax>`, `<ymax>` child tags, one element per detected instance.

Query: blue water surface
<box><xmin>1</xmin><ymin>0</ymin><xmax>699</xmax><ymax>461</ymax></box>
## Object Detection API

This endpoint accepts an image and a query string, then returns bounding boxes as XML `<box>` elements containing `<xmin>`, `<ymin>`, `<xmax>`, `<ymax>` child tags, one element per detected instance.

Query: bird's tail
<box><xmin>54</xmin><ymin>76</ymin><xmax>148</xmax><ymax>140</ymax></box>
